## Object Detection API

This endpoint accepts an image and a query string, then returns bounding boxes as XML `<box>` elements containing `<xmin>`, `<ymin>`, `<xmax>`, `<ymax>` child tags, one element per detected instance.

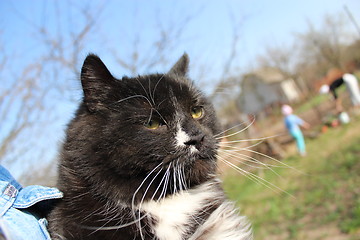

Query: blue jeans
<box><xmin>0</xmin><ymin>166</ymin><xmax>62</xmax><ymax>240</ymax></box>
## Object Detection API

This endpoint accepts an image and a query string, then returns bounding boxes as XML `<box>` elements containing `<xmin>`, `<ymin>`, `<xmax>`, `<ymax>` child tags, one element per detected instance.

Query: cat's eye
<box><xmin>144</xmin><ymin>119</ymin><xmax>161</xmax><ymax>130</ymax></box>
<box><xmin>191</xmin><ymin>106</ymin><xmax>204</xmax><ymax>119</ymax></box>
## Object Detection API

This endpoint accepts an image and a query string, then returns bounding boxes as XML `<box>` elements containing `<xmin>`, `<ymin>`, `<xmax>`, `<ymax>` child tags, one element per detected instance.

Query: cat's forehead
<box><xmin>122</xmin><ymin>74</ymin><xmax>200</xmax><ymax>103</ymax></box>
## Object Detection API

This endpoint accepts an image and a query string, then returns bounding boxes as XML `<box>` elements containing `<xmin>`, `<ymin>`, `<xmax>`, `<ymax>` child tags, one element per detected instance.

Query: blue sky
<box><xmin>1</xmin><ymin>0</ymin><xmax>360</xmax><ymax>180</ymax></box>
<box><xmin>2</xmin><ymin>0</ymin><xmax>359</xmax><ymax>80</ymax></box>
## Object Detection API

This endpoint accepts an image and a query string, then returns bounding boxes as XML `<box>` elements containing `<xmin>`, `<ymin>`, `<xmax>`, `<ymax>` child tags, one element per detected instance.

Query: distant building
<box><xmin>238</xmin><ymin>67</ymin><xmax>301</xmax><ymax>115</ymax></box>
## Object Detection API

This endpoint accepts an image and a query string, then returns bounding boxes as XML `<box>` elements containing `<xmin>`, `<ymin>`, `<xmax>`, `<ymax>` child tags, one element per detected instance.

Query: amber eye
<box><xmin>144</xmin><ymin>119</ymin><xmax>161</xmax><ymax>130</ymax></box>
<box><xmin>191</xmin><ymin>106</ymin><xmax>204</xmax><ymax>119</ymax></box>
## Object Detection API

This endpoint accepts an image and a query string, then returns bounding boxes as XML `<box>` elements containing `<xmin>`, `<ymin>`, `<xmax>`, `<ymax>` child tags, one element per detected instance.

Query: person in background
<box><xmin>282</xmin><ymin>104</ymin><xmax>310</xmax><ymax>156</ymax></box>
<box><xmin>319</xmin><ymin>72</ymin><xmax>360</xmax><ymax>112</ymax></box>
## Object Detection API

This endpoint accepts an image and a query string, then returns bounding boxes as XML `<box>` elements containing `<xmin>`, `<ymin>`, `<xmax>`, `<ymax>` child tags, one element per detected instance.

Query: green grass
<box><xmin>223</xmin><ymin>116</ymin><xmax>360</xmax><ymax>239</ymax></box>
<box><xmin>296</xmin><ymin>94</ymin><xmax>329</xmax><ymax>114</ymax></box>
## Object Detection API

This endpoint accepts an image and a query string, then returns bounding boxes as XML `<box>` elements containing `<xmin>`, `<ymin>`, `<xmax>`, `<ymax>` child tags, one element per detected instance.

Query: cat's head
<box><xmin>64</xmin><ymin>54</ymin><xmax>221</xmax><ymax>203</ymax></box>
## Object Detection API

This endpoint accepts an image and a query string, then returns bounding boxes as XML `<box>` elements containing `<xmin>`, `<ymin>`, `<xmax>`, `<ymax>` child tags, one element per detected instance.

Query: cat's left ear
<box><xmin>168</xmin><ymin>53</ymin><xmax>189</xmax><ymax>77</ymax></box>
<box><xmin>81</xmin><ymin>54</ymin><xmax>115</xmax><ymax>112</ymax></box>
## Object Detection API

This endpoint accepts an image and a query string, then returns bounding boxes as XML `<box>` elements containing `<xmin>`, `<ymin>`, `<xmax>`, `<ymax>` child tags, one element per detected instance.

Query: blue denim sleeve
<box><xmin>0</xmin><ymin>166</ymin><xmax>63</xmax><ymax>240</ymax></box>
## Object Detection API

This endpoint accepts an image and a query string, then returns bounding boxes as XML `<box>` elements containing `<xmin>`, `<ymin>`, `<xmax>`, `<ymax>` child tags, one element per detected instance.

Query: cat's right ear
<box><xmin>168</xmin><ymin>53</ymin><xmax>189</xmax><ymax>77</ymax></box>
<box><xmin>81</xmin><ymin>54</ymin><xmax>114</xmax><ymax>112</ymax></box>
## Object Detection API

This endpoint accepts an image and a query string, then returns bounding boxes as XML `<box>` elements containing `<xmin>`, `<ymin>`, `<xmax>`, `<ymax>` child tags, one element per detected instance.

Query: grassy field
<box><xmin>223</xmin><ymin>114</ymin><xmax>360</xmax><ymax>239</ymax></box>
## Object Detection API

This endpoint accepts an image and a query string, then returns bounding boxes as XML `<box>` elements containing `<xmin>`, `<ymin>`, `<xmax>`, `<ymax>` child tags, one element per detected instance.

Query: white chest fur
<box><xmin>140</xmin><ymin>181</ymin><xmax>218</xmax><ymax>240</ymax></box>
<box><xmin>140</xmin><ymin>180</ymin><xmax>252</xmax><ymax>240</ymax></box>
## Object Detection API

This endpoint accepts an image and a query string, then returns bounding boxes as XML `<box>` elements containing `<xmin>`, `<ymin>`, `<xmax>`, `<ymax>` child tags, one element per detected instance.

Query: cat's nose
<box><xmin>184</xmin><ymin>134</ymin><xmax>205</xmax><ymax>150</ymax></box>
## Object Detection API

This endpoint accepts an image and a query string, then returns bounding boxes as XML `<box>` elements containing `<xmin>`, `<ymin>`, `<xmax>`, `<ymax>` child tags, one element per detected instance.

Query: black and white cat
<box><xmin>48</xmin><ymin>54</ymin><xmax>252</xmax><ymax>240</ymax></box>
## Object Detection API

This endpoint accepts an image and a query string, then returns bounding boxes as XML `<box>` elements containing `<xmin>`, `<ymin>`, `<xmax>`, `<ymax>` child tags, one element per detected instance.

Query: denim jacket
<box><xmin>0</xmin><ymin>166</ymin><xmax>63</xmax><ymax>240</ymax></box>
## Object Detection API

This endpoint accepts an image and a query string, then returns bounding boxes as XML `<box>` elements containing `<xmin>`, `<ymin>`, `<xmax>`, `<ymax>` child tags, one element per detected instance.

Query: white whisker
<box><xmin>131</xmin><ymin>162</ymin><xmax>163</xmax><ymax>209</ymax></box>
<box><xmin>220</xmin><ymin>139</ymin><xmax>265</xmax><ymax>151</ymax></box>
<box><xmin>218</xmin><ymin>156</ymin><xmax>292</xmax><ymax>196</ymax></box>
<box><xmin>241</xmin><ymin>148</ymin><xmax>304</xmax><ymax>174</ymax></box>
<box><xmin>216</xmin><ymin>117</ymin><xmax>256</xmax><ymax>140</ymax></box>
<box><xmin>136</xmin><ymin>78</ymin><xmax>154</xmax><ymax>106</ymax></box>
<box><xmin>79</xmin><ymin>215</ymin><xmax>148</xmax><ymax>231</ymax></box>
<box><xmin>179</xmin><ymin>162</ymin><xmax>188</xmax><ymax>190</ymax></box>
<box><xmin>220</xmin><ymin>150</ymin><xmax>277</xmax><ymax>170</ymax></box>
<box><xmin>157</xmin><ymin>163</ymin><xmax>172</xmax><ymax>201</ymax></box>
<box><xmin>218</xmin><ymin>155</ymin><xmax>265</xmax><ymax>185</ymax></box>
<box><xmin>148</xmin><ymin>76</ymin><xmax>155</xmax><ymax>105</ymax></box>
<box><xmin>136</xmin><ymin>164</ymin><xmax>164</xmax><ymax>240</ymax></box>
<box><xmin>152</xmin><ymin>74</ymin><xmax>165</xmax><ymax>104</ymax></box>
<box><xmin>214</xmin><ymin>122</ymin><xmax>247</xmax><ymax>138</ymax></box>
<box><xmin>114</xmin><ymin>95</ymin><xmax>152</xmax><ymax>105</ymax></box>
<box><xmin>150</xmin><ymin>164</ymin><xmax>171</xmax><ymax>201</ymax></box>
<box><xmin>139</xmin><ymin>166</ymin><xmax>164</xmax><ymax>207</ymax></box>
<box><xmin>218</xmin><ymin>133</ymin><xmax>284</xmax><ymax>144</ymax></box>
<box><xmin>130</xmin><ymin>162</ymin><xmax>162</xmax><ymax>240</ymax></box>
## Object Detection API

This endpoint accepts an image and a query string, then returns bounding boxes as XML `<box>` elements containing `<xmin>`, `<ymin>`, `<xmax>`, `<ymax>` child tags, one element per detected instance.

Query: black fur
<box><xmin>48</xmin><ymin>54</ymin><xmax>224</xmax><ymax>239</ymax></box>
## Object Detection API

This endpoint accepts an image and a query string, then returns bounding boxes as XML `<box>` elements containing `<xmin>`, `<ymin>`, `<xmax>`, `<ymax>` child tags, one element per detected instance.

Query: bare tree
<box><xmin>112</xmin><ymin>5</ymin><xmax>202</xmax><ymax>76</ymax></box>
<box><xmin>295</xmin><ymin>13</ymin><xmax>356</xmax><ymax>76</ymax></box>
<box><xmin>1</xmin><ymin>64</ymin><xmax>43</xmax><ymax>161</ymax></box>
<box><xmin>253</xmin><ymin>12</ymin><xmax>358</xmax><ymax>96</ymax></box>
<box><xmin>256</xmin><ymin>43</ymin><xmax>296</xmax><ymax>77</ymax></box>
<box><xmin>0</xmin><ymin>2</ymin><xmax>104</xmax><ymax>183</ymax></box>
<box><xmin>211</xmin><ymin>10</ymin><xmax>246</xmax><ymax>110</ymax></box>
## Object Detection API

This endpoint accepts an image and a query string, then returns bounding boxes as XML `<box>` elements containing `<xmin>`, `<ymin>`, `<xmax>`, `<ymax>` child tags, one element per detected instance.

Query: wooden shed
<box><xmin>238</xmin><ymin>67</ymin><xmax>301</xmax><ymax>114</ymax></box>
